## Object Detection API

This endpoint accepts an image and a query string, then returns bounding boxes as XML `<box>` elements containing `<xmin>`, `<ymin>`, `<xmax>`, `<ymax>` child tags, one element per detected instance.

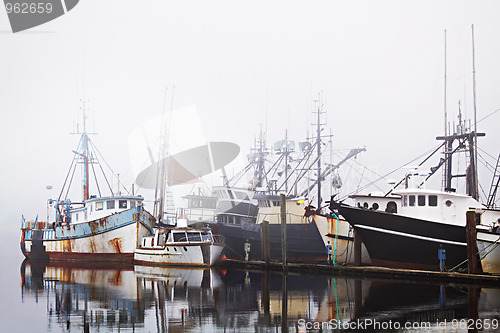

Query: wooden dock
<box><xmin>218</xmin><ymin>259</ymin><xmax>500</xmax><ymax>287</ymax></box>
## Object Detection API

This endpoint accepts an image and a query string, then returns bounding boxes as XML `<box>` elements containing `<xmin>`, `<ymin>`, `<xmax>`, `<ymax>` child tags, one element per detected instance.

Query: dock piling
<box><xmin>466</xmin><ymin>211</ymin><xmax>480</xmax><ymax>274</ymax></box>
<box><xmin>280</xmin><ymin>194</ymin><xmax>287</xmax><ymax>267</ymax></box>
<box><xmin>261</xmin><ymin>220</ymin><xmax>270</xmax><ymax>266</ymax></box>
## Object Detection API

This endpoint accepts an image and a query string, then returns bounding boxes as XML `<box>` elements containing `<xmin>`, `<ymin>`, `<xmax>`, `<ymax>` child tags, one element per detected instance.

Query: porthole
<box><xmin>372</xmin><ymin>203</ymin><xmax>379</xmax><ymax>210</ymax></box>
<box><xmin>183</xmin><ymin>246</ymin><xmax>188</xmax><ymax>251</ymax></box>
<box><xmin>363</xmin><ymin>202</ymin><xmax>369</xmax><ymax>209</ymax></box>
<box><xmin>174</xmin><ymin>247</ymin><xmax>177</xmax><ymax>251</ymax></box>
<box><xmin>445</xmin><ymin>200</ymin><xmax>453</xmax><ymax>207</ymax></box>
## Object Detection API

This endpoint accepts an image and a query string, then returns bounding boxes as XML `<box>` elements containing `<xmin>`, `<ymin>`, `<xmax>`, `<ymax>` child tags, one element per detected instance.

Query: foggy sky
<box><xmin>2</xmin><ymin>1</ymin><xmax>500</xmax><ymax>242</ymax></box>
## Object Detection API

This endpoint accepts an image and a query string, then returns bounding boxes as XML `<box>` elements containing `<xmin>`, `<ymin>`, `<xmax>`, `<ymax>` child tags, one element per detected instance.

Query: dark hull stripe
<box><xmin>24</xmin><ymin>251</ymin><xmax>133</xmax><ymax>262</ymax></box>
<box><xmin>335</xmin><ymin>204</ymin><xmax>469</xmax><ymax>271</ymax></box>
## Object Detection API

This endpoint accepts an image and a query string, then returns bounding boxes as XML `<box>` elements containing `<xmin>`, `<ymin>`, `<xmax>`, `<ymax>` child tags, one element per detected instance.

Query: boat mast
<box><xmin>81</xmin><ymin>100</ymin><xmax>90</xmax><ymax>200</ymax></box>
<box><xmin>443</xmin><ymin>29</ymin><xmax>452</xmax><ymax>192</ymax></box>
<box><xmin>471</xmin><ymin>24</ymin><xmax>479</xmax><ymax>200</ymax></box>
<box><xmin>155</xmin><ymin>86</ymin><xmax>174</xmax><ymax>223</ymax></box>
<box><xmin>313</xmin><ymin>94</ymin><xmax>324</xmax><ymax>208</ymax></box>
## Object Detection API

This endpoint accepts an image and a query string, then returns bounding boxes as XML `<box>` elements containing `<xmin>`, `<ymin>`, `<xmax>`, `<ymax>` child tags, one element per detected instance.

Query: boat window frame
<box><xmin>428</xmin><ymin>195</ymin><xmax>438</xmax><ymax>207</ymax></box>
<box><xmin>235</xmin><ymin>191</ymin><xmax>249</xmax><ymax>201</ymax></box>
<box><xmin>96</xmin><ymin>201</ymin><xmax>103</xmax><ymax>211</ymax></box>
<box><xmin>409</xmin><ymin>195</ymin><xmax>416</xmax><ymax>207</ymax></box>
<box><xmin>173</xmin><ymin>231</ymin><xmax>187</xmax><ymax>243</ymax></box>
<box><xmin>107</xmin><ymin>200</ymin><xmax>115</xmax><ymax>209</ymax></box>
<box><xmin>418</xmin><ymin>195</ymin><xmax>426</xmax><ymax>206</ymax></box>
<box><xmin>119</xmin><ymin>200</ymin><xmax>128</xmax><ymax>209</ymax></box>
<box><xmin>187</xmin><ymin>232</ymin><xmax>202</xmax><ymax>242</ymax></box>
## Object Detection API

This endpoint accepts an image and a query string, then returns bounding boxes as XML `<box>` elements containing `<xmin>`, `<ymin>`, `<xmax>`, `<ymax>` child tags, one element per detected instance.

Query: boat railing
<box><xmin>212</xmin><ymin>234</ymin><xmax>225</xmax><ymax>244</ymax></box>
<box><xmin>21</xmin><ymin>218</ymin><xmax>54</xmax><ymax>230</ymax></box>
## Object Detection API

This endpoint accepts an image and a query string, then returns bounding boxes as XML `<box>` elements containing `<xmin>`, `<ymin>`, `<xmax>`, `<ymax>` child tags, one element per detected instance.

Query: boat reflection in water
<box><xmin>20</xmin><ymin>260</ymin><xmax>500</xmax><ymax>332</ymax></box>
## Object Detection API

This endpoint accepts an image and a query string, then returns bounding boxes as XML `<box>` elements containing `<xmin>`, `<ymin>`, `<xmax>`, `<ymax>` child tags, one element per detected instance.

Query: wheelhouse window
<box><xmin>403</xmin><ymin>195</ymin><xmax>408</xmax><ymax>207</ymax></box>
<box><xmin>187</xmin><ymin>232</ymin><xmax>201</xmax><ymax>242</ymax></box>
<box><xmin>386</xmin><ymin>201</ymin><xmax>397</xmax><ymax>213</ymax></box>
<box><xmin>107</xmin><ymin>200</ymin><xmax>115</xmax><ymax>209</ymax></box>
<box><xmin>235</xmin><ymin>191</ymin><xmax>249</xmax><ymax>200</ymax></box>
<box><xmin>429</xmin><ymin>195</ymin><xmax>438</xmax><ymax>207</ymax></box>
<box><xmin>130</xmin><ymin>200</ymin><xmax>136</xmax><ymax>209</ymax></box>
<box><xmin>418</xmin><ymin>195</ymin><xmax>426</xmax><ymax>206</ymax></box>
<box><xmin>273</xmin><ymin>200</ymin><xmax>280</xmax><ymax>207</ymax></box>
<box><xmin>173</xmin><ymin>232</ymin><xmax>186</xmax><ymax>242</ymax></box>
<box><xmin>119</xmin><ymin>200</ymin><xmax>127</xmax><ymax>209</ymax></box>
<box><xmin>96</xmin><ymin>201</ymin><xmax>103</xmax><ymax>211</ymax></box>
<box><xmin>201</xmin><ymin>232</ymin><xmax>213</xmax><ymax>241</ymax></box>
<box><xmin>409</xmin><ymin>195</ymin><xmax>416</xmax><ymax>207</ymax></box>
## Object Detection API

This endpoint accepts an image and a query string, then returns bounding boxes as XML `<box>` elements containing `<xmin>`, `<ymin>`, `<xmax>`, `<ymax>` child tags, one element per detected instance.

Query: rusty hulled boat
<box><xmin>20</xmin><ymin>107</ymin><xmax>156</xmax><ymax>263</ymax></box>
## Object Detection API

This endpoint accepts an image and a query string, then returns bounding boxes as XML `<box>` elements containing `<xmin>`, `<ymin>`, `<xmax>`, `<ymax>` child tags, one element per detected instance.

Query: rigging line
<box><xmin>229</xmin><ymin>161</ymin><xmax>254</xmax><ymax>187</ymax></box>
<box><xmin>477</xmin><ymin>146</ymin><xmax>499</xmax><ymax>164</ymax></box>
<box><xmin>281</xmin><ymin>142</ymin><xmax>316</xmax><ymax>195</ymax></box>
<box><xmin>90</xmin><ymin>151</ymin><xmax>102</xmax><ymax>197</ymax></box>
<box><xmin>340</xmin><ymin>143</ymin><xmax>443</xmax><ymax>200</ymax></box>
<box><xmin>64</xmin><ymin>161</ymin><xmax>78</xmax><ymax>200</ymax></box>
<box><xmin>90</xmin><ymin>137</ymin><xmax>120</xmax><ymax>183</ymax></box>
<box><xmin>89</xmin><ymin>139</ymin><xmax>114</xmax><ymax>195</ymax></box>
<box><xmin>58</xmin><ymin>135</ymin><xmax>84</xmax><ymax>201</ymax></box>
<box><xmin>268</xmin><ymin>152</ymin><xmax>286</xmax><ymax>180</ymax></box>
<box><xmin>418</xmin><ymin>139</ymin><xmax>466</xmax><ymax>188</ymax></box>
<box><xmin>478</xmin><ymin>107</ymin><xmax>500</xmax><ymax>124</ymax></box>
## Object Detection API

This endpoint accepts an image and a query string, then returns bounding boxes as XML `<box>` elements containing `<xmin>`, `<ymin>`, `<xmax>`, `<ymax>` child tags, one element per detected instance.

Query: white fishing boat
<box><xmin>134</xmin><ymin>220</ymin><xmax>224</xmax><ymax>267</ymax></box>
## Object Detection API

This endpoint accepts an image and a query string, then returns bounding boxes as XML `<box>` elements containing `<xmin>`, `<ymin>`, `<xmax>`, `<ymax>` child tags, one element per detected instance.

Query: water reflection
<box><xmin>20</xmin><ymin>260</ymin><xmax>500</xmax><ymax>332</ymax></box>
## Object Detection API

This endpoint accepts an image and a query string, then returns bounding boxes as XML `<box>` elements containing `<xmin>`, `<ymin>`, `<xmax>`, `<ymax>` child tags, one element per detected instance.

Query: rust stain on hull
<box><xmin>109</xmin><ymin>238</ymin><xmax>123</xmax><ymax>253</ymax></box>
<box><xmin>63</xmin><ymin>239</ymin><xmax>72</xmax><ymax>252</ymax></box>
<box><xmin>89</xmin><ymin>237</ymin><xmax>97</xmax><ymax>253</ymax></box>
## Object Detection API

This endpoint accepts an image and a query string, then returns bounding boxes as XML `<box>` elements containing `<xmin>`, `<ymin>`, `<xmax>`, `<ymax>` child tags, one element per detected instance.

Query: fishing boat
<box><xmin>134</xmin><ymin>221</ymin><xmax>224</xmax><ymax>267</ymax></box>
<box><xmin>213</xmin><ymin>104</ymin><xmax>368</xmax><ymax>263</ymax></box>
<box><xmin>330</xmin><ymin>114</ymin><xmax>500</xmax><ymax>271</ymax></box>
<box><xmin>20</xmin><ymin>106</ymin><xmax>156</xmax><ymax>263</ymax></box>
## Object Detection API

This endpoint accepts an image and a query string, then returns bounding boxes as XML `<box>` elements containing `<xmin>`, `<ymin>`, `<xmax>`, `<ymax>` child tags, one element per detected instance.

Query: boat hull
<box><xmin>477</xmin><ymin>229</ymin><xmax>500</xmax><ymax>274</ymax></box>
<box><xmin>332</xmin><ymin>202</ymin><xmax>469</xmax><ymax>271</ymax></box>
<box><xmin>21</xmin><ymin>207</ymin><xmax>155</xmax><ymax>263</ymax></box>
<box><xmin>212</xmin><ymin>221</ymin><xmax>327</xmax><ymax>262</ymax></box>
<box><xmin>312</xmin><ymin>214</ymin><xmax>371</xmax><ymax>265</ymax></box>
<box><xmin>134</xmin><ymin>243</ymin><xmax>224</xmax><ymax>267</ymax></box>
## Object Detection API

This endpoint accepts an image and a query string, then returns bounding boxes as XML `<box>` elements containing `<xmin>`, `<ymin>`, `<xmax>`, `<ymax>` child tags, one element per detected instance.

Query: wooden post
<box><xmin>280</xmin><ymin>194</ymin><xmax>287</xmax><ymax>266</ymax></box>
<box><xmin>354</xmin><ymin>230</ymin><xmax>362</xmax><ymax>266</ymax></box>
<box><xmin>262</xmin><ymin>269</ymin><xmax>271</xmax><ymax>325</ymax></box>
<box><xmin>467</xmin><ymin>286</ymin><xmax>479</xmax><ymax>333</ymax></box>
<box><xmin>354</xmin><ymin>279</ymin><xmax>362</xmax><ymax>318</ymax></box>
<box><xmin>281</xmin><ymin>272</ymin><xmax>288</xmax><ymax>331</ymax></box>
<box><xmin>466</xmin><ymin>211</ymin><xmax>480</xmax><ymax>274</ymax></box>
<box><xmin>261</xmin><ymin>220</ymin><xmax>271</xmax><ymax>266</ymax></box>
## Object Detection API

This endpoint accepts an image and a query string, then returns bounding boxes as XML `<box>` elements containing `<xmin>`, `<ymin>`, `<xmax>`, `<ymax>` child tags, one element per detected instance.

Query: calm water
<box><xmin>2</xmin><ymin>251</ymin><xmax>500</xmax><ymax>332</ymax></box>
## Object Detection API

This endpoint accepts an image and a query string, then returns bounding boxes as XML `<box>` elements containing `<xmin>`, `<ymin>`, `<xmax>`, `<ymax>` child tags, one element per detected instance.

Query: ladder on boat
<box><xmin>487</xmin><ymin>153</ymin><xmax>500</xmax><ymax>208</ymax></box>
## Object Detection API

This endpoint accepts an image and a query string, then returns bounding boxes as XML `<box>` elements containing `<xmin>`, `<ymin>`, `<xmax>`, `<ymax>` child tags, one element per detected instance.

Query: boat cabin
<box><xmin>254</xmin><ymin>193</ymin><xmax>307</xmax><ymax>224</ymax></box>
<box><xmin>350</xmin><ymin>193</ymin><xmax>401</xmax><ymax>213</ymax></box>
<box><xmin>140</xmin><ymin>228</ymin><xmax>216</xmax><ymax>249</ymax></box>
<box><xmin>393</xmin><ymin>189</ymin><xmax>488</xmax><ymax>226</ymax></box>
<box><xmin>61</xmin><ymin>195</ymin><xmax>143</xmax><ymax>226</ymax></box>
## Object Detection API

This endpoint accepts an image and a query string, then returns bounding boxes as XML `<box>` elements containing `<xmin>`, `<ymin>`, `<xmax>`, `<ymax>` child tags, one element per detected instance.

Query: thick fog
<box><xmin>2</xmin><ymin>1</ymin><xmax>500</xmax><ymax>241</ymax></box>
